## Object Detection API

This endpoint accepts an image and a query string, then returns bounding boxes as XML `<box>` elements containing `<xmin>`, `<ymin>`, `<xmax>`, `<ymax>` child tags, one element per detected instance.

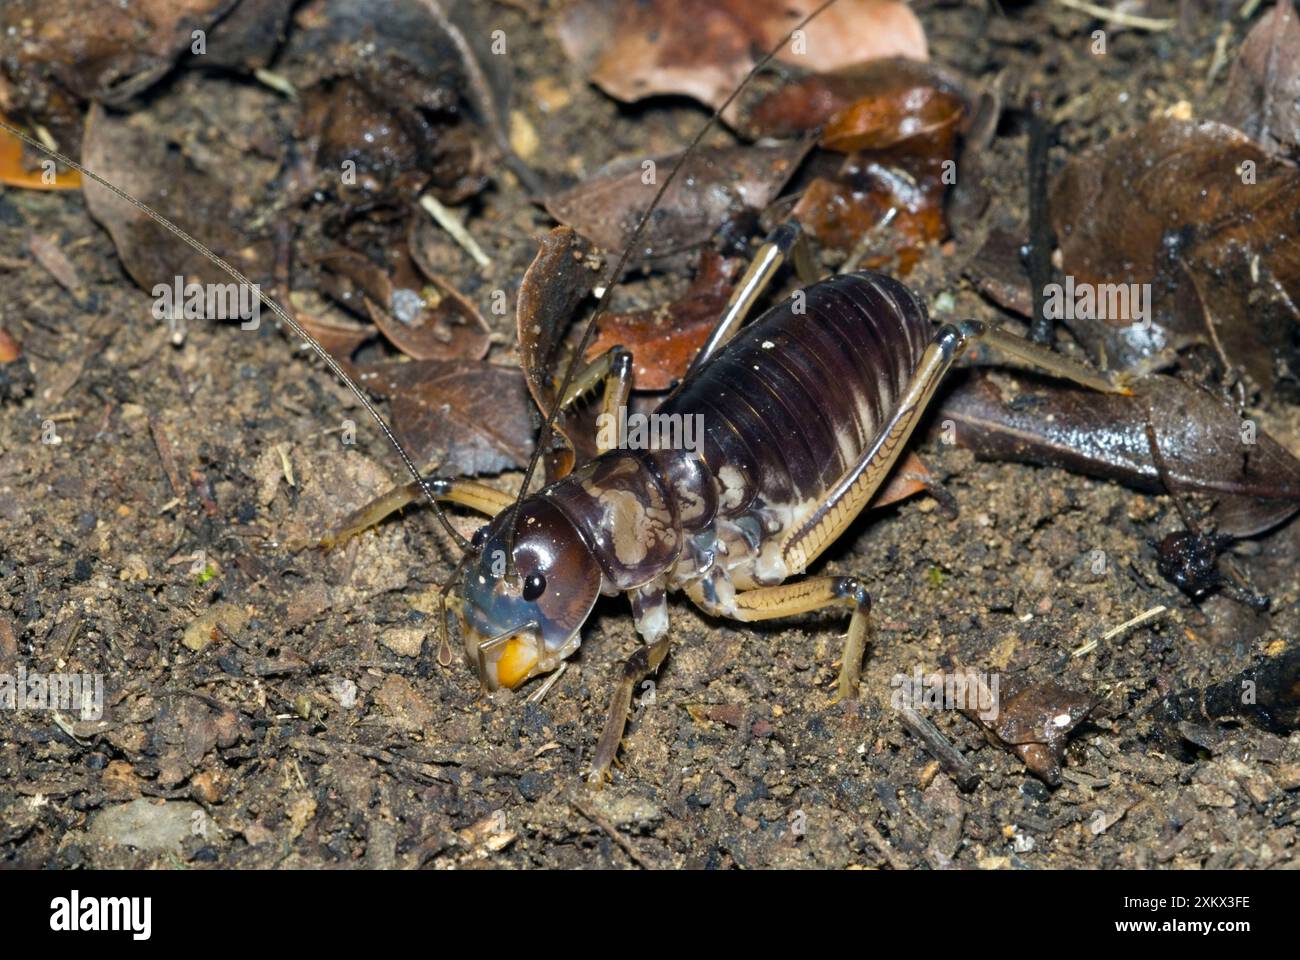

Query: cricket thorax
<box><xmin>543</xmin><ymin>451</ymin><xmax>684</xmax><ymax>591</ymax></box>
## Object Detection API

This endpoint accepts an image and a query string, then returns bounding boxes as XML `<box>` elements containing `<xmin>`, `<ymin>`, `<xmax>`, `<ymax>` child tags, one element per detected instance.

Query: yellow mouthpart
<box><xmin>495</xmin><ymin>636</ymin><xmax>538</xmax><ymax>689</ymax></box>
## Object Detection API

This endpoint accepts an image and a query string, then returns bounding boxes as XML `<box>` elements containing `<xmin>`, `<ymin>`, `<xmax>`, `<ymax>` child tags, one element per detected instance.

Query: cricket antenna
<box><xmin>0</xmin><ymin>116</ymin><xmax>474</xmax><ymax>555</ymax></box>
<box><xmin>502</xmin><ymin>0</ymin><xmax>841</xmax><ymax>572</ymax></box>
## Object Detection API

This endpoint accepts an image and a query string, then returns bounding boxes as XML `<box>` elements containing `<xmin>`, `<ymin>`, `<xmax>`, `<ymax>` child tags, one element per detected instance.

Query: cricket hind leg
<box><xmin>702</xmin><ymin>321</ymin><xmax>1128</xmax><ymax>701</ymax></box>
<box><xmin>783</xmin><ymin>319</ymin><xmax>1131</xmax><ymax>577</ymax></box>
<box><xmin>687</xmin><ymin>220</ymin><xmax>816</xmax><ymax>375</ymax></box>
<box><xmin>684</xmin><ymin>575</ymin><xmax>873</xmax><ymax>703</ymax></box>
<box><xmin>729</xmin><ymin>576</ymin><xmax>873</xmax><ymax>702</ymax></box>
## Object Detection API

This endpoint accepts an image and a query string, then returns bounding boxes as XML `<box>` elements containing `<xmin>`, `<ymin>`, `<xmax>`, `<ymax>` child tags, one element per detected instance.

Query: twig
<box><xmin>1053</xmin><ymin>0</ymin><xmax>1177</xmax><ymax>30</ymax></box>
<box><xmin>1073</xmin><ymin>604</ymin><xmax>1168</xmax><ymax>657</ymax></box>
<box><xmin>419</xmin><ymin>193</ymin><xmax>491</xmax><ymax>268</ymax></box>
<box><xmin>840</xmin><ymin>207</ymin><xmax>898</xmax><ymax>275</ymax></box>
<box><xmin>1026</xmin><ymin>91</ymin><xmax>1056</xmax><ymax>346</ymax></box>
<box><xmin>569</xmin><ymin>795</ymin><xmax>658</xmax><ymax>869</ymax></box>
<box><xmin>896</xmin><ymin>700</ymin><xmax>981</xmax><ymax>792</ymax></box>
<box><xmin>149</xmin><ymin>416</ymin><xmax>187</xmax><ymax>501</ymax></box>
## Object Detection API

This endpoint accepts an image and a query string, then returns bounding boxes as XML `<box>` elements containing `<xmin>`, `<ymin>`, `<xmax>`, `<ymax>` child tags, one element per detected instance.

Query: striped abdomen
<box><xmin>651</xmin><ymin>272</ymin><xmax>931</xmax><ymax>586</ymax></box>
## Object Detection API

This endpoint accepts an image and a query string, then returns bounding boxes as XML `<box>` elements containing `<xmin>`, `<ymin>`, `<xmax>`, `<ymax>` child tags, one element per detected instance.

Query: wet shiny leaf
<box><xmin>938</xmin><ymin>371</ymin><xmax>1300</xmax><ymax>538</ymax></box>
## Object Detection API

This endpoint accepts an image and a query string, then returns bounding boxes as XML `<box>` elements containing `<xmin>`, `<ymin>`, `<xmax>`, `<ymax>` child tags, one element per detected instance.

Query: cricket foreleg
<box><xmin>321</xmin><ymin>476</ymin><xmax>515</xmax><ymax>549</ymax></box>
<box><xmin>323</xmin><ymin>349</ymin><xmax>633</xmax><ymax>548</ymax></box>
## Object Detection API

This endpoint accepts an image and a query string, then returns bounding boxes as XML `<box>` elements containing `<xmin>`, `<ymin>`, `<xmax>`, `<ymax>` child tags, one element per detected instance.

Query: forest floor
<box><xmin>1</xmin><ymin>0</ymin><xmax>1298</xmax><ymax>868</ymax></box>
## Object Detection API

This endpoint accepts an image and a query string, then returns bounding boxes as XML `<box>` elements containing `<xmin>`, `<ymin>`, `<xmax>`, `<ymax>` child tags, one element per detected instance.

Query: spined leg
<box><xmin>686</xmin><ymin>575</ymin><xmax>873</xmax><ymax>702</ymax></box>
<box><xmin>687</xmin><ymin>221</ymin><xmax>809</xmax><ymax>375</ymax></box>
<box><xmin>588</xmin><ymin>635</ymin><xmax>671</xmax><ymax>785</ymax></box>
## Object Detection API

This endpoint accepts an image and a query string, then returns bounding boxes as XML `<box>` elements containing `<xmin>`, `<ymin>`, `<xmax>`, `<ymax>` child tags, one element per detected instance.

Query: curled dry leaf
<box><xmin>938</xmin><ymin>371</ymin><xmax>1300</xmax><ymax>538</ymax></box>
<box><xmin>1220</xmin><ymin>0</ymin><xmax>1300</xmax><ymax>156</ymax></box>
<box><xmin>1050</xmin><ymin>118</ymin><xmax>1300</xmax><ymax>391</ymax></box>
<box><xmin>294</xmin><ymin>300</ymin><xmax>374</xmax><ymax>361</ymax></box>
<box><xmin>351</xmin><ymin>358</ymin><xmax>534</xmax><ymax>477</ymax></box>
<box><xmin>791</xmin><ymin>79</ymin><xmax>962</xmax><ymax>271</ymax></box>
<box><xmin>744</xmin><ymin>59</ymin><xmax>998</xmax><ymax>241</ymax></box>
<box><xmin>821</xmin><ymin>84</ymin><xmax>964</xmax><ymax>154</ymax></box>
<box><xmin>868</xmin><ymin>450</ymin><xmax>935</xmax><ymax>511</ymax></box>
<box><xmin>963</xmin><ymin>678</ymin><xmax>1099</xmax><ymax>786</ymax></box>
<box><xmin>558</xmin><ymin>0</ymin><xmax>927</xmax><ymax>115</ymax></box>
<box><xmin>516</xmin><ymin>227</ymin><xmax>601</xmax><ymax>481</ymax></box>
<box><xmin>320</xmin><ymin>248</ymin><xmax>491</xmax><ymax>361</ymax></box>
<box><xmin>80</xmin><ymin>99</ymin><xmax>275</xmax><ymax>291</ymax></box>
<box><xmin>545</xmin><ymin>141</ymin><xmax>812</xmax><ymax>263</ymax></box>
<box><xmin>584</xmin><ymin>251</ymin><xmax>741</xmax><ymax>390</ymax></box>
<box><xmin>742</xmin><ymin>59</ymin><xmax>980</xmax><ymax>139</ymax></box>
<box><xmin>0</xmin><ymin>0</ymin><xmax>232</xmax><ymax>141</ymax></box>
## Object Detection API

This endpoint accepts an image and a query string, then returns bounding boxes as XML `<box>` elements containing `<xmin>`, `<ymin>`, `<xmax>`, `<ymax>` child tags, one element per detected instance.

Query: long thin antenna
<box><xmin>0</xmin><ymin>116</ymin><xmax>473</xmax><ymax>554</ymax></box>
<box><xmin>503</xmin><ymin>0</ymin><xmax>841</xmax><ymax>567</ymax></box>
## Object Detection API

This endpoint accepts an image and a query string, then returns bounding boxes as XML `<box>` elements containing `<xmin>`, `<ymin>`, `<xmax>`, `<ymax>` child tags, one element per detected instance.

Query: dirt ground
<box><xmin>2</xmin><ymin>0</ymin><xmax>1299</xmax><ymax>869</ymax></box>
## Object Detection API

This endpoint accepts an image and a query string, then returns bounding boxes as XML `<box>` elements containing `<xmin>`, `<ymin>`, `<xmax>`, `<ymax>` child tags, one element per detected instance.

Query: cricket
<box><xmin>1</xmin><ymin>0</ymin><xmax>1297</xmax><ymax>879</ymax></box>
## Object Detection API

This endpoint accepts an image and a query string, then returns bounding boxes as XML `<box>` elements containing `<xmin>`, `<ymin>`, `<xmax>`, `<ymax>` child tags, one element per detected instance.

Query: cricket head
<box><xmin>455</xmin><ymin>496</ymin><xmax>602</xmax><ymax>691</ymax></box>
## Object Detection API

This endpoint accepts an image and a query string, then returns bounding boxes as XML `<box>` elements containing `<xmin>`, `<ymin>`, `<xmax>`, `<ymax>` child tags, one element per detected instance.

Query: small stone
<box><xmin>182</xmin><ymin>603</ymin><xmax>249</xmax><ymax>652</ymax></box>
<box><xmin>190</xmin><ymin>770</ymin><xmax>222</xmax><ymax>804</ymax></box>
<box><xmin>531</xmin><ymin>76</ymin><xmax>571</xmax><ymax>113</ymax></box>
<box><xmin>380</xmin><ymin>626</ymin><xmax>424</xmax><ymax>658</ymax></box>
<box><xmin>88</xmin><ymin>798</ymin><xmax>201</xmax><ymax>853</ymax></box>
<box><xmin>1273</xmin><ymin>764</ymin><xmax>1300</xmax><ymax>791</ymax></box>
<box><xmin>329</xmin><ymin>677</ymin><xmax>358</xmax><ymax>709</ymax></box>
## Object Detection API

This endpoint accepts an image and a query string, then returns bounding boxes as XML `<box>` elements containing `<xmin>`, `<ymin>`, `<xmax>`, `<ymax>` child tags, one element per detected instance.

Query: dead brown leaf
<box><xmin>558</xmin><ymin>0</ymin><xmax>926</xmax><ymax>115</ymax></box>
<box><xmin>1221</xmin><ymin>0</ymin><xmax>1300</xmax><ymax>156</ymax></box>
<box><xmin>352</xmin><ymin>358</ymin><xmax>535</xmax><ymax>476</ymax></box>
<box><xmin>1051</xmin><ymin>118</ymin><xmax>1300</xmax><ymax>392</ymax></box>
<box><xmin>938</xmin><ymin>371</ymin><xmax>1300</xmax><ymax>538</ymax></box>
<box><xmin>545</xmin><ymin>142</ymin><xmax>811</xmax><ymax>263</ymax></box>
<box><xmin>584</xmin><ymin>251</ymin><xmax>741</xmax><ymax>390</ymax></box>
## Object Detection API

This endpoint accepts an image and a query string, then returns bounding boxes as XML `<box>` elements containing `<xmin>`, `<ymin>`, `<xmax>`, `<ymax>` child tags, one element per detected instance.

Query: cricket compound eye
<box><xmin>522</xmin><ymin>573</ymin><xmax>546</xmax><ymax>601</ymax></box>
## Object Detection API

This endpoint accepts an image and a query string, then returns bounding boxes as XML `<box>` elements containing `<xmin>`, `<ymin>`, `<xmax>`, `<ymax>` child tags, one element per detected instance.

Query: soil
<box><xmin>1</xmin><ymin>0</ymin><xmax>1298</xmax><ymax>869</ymax></box>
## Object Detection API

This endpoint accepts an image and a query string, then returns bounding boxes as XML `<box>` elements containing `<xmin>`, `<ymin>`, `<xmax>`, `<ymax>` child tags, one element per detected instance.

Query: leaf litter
<box><xmin>0</xmin><ymin>0</ymin><xmax>1298</xmax><ymax>871</ymax></box>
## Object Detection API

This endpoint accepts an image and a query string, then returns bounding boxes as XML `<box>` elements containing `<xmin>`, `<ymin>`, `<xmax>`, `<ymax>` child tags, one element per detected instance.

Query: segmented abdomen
<box><xmin>658</xmin><ymin>271</ymin><xmax>931</xmax><ymax>522</ymax></box>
